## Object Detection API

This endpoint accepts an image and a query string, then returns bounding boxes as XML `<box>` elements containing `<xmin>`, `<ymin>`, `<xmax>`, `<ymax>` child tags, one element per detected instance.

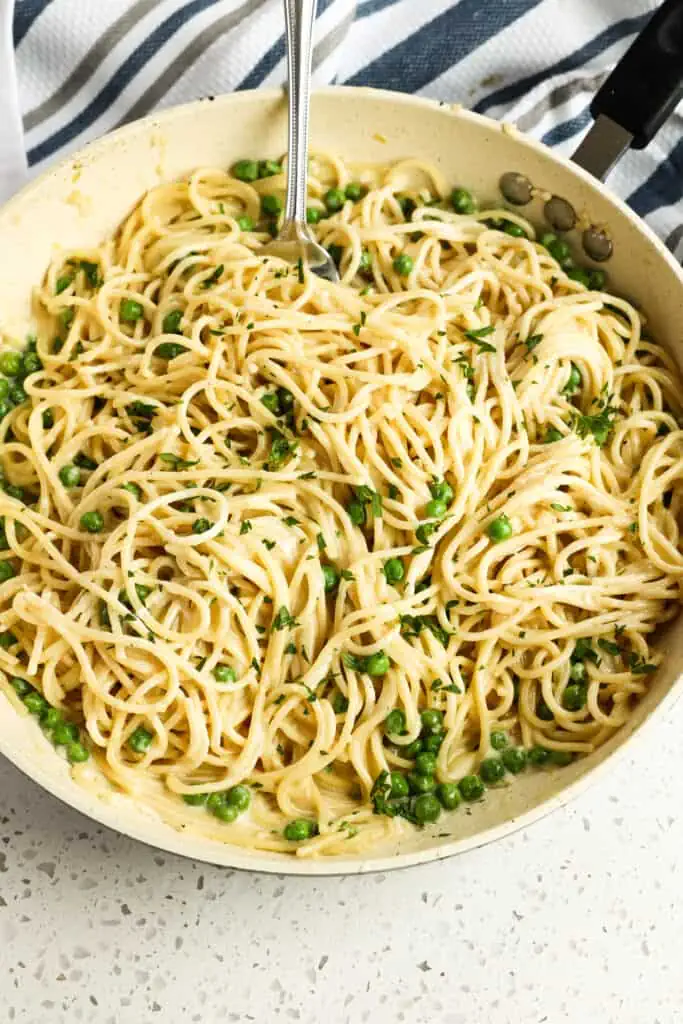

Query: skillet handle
<box><xmin>592</xmin><ymin>0</ymin><xmax>683</xmax><ymax>149</ymax></box>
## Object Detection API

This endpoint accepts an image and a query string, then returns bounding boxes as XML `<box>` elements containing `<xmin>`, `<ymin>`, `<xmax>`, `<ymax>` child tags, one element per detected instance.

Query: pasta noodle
<box><xmin>1</xmin><ymin>154</ymin><xmax>683</xmax><ymax>857</ymax></box>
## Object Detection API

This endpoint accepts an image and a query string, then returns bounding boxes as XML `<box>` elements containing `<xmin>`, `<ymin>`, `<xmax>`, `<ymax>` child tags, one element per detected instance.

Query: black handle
<box><xmin>591</xmin><ymin>0</ymin><xmax>683</xmax><ymax>149</ymax></box>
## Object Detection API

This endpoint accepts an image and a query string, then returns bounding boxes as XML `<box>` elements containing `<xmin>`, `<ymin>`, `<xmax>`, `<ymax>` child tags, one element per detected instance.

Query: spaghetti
<box><xmin>1</xmin><ymin>155</ymin><xmax>682</xmax><ymax>857</ymax></box>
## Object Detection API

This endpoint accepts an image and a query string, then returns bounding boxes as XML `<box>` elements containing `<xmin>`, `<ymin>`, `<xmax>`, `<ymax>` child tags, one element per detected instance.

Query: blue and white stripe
<box><xmin>10</xmin><ymin>0</ymin><xmax>683</xmax><ymax>253</ymax></box>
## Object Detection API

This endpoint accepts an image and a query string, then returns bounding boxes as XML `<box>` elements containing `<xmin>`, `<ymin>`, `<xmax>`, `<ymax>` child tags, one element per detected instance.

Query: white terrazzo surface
<box><xmin>1</xmin><ymin>698</ymin><xmax>682</xmax><ymax>1024</ymax></box>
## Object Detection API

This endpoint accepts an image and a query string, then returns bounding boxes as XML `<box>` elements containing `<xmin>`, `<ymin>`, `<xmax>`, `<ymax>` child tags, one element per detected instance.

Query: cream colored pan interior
<box><xmin>1</xmin><ymin>86</ymin><xmax>683</xmax><ymax>875</ymax></box>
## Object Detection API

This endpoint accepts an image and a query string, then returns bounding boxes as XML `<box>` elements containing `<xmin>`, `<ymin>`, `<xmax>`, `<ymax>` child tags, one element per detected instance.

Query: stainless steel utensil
<box><xmin>263</xmin><ymin>0</ymin><xmax>339</xmax><ymax>282</ymax></box>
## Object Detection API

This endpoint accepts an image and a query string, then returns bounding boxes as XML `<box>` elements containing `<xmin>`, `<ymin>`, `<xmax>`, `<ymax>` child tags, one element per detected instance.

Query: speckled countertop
<box><xmin>1</xmin><ymin>699</ymin><xmax>682</xmax><ymax>1024</ymax></box>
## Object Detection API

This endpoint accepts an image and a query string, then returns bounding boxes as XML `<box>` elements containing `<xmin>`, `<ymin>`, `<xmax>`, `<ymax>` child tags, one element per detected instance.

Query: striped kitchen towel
<box><xmin>7</xmin><ymin>0</ymin><xmax>683</xmax><ymax>254</ymax></box>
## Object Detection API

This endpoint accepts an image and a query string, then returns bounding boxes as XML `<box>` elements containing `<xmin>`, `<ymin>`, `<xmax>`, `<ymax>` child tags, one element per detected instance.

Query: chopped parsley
<box><xmin>159</xmin><ymin>453</ymin><xmax>200</xmax><ymax>470</ymax></box>
<box><xmin>574</xmin><ymin>396</ymin><xmax>619</xmax><ymax>447</ymax></box>
<box><xmin>272</xmin><ymin>605</ymin><xmax>299</xmax><ymax>631</ymax></box>
<box><xmin>465</xmin><ymin>325</ymin><xmax>496</xmax><ymax>353</ymax></box>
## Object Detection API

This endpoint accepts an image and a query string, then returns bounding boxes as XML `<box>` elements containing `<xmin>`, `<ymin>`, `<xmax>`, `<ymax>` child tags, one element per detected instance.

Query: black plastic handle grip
<box><xmin>591</xmin><ymin>0</ymin><xmax>683</xmax><ymax>149</ymax></box>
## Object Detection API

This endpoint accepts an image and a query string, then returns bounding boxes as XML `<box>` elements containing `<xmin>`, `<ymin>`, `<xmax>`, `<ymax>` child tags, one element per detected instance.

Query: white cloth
<box><xmin>3</xmin><ymin>0</ymin><xmax>682</xmax><ymax>254</ymax></box>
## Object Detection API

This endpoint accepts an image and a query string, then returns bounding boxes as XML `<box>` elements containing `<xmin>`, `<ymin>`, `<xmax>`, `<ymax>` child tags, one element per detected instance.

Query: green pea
<box><xmin>458</xmin><ymin>774</ymin><xmax>485</xmax><ymax>801</ymax></box>
<box><xmin>345</xmin><ymin>182</ymin><xmax>365</xmax><ymax>201</ymax></box>
<box><xmin>306</xmin><ymin>207</ymin><xmax>322</xmax><ymax>225</ymax></box>
<box><xmin>213</xmin><ymin>802</ymin><xmax>239</xmax><ymax>822</ymax></box>
<box><xmin>486</xmin><ymin>514</ymin><xmax>512</xmax><ymax>543</ymax></box>
<box><xmin>232</xmin><ymin>159</ymin><xmax>259</xmax><ymax>182</ymax></box>
<box><xmin>183</xmin><ymin>792</ymin><xmax>208</xmax><ymax>806</ymax></box>
<box><xmin>501</xmin><ymin>747</ymin><xmax>527</xmax><ymax>774</ymax></box>
<box><xmin>324</xmin><ymin>188</ymin><xmax>346</xmax><ymax>212</ymax></box>
<box><xmin>479</xmin><ymin>757</ymin><xmax>505</xmax><ymax>784</ymax></box>
<box><xmin>415</xmin><ymin>751</ymin><xmax>437</xmax><ymax>776</ymax></box>
<box><xmin>0</xmin><ymin>560</ymin><xmax>17</xmax><ymax>582</ymax></box>
<box><xmin>539</xmin><ymin>231</ymin><xmax>557</xmax><ymax>249</ymax></box>
<box><xmin>548</xmin><ymin>749</ymin><xmax>574</xmax><ymax>766</ymax></box>
<box><xmin>587</xmin><ymin>268</ymin><xmax>607</xmax><ymax>290</ymax></box>
<box><xmin>420</xmin><ymin>708</ymin><xmax>444</xmax><ymax>734</ymax></box>
<box><xmin>59</xmin><ymin>464</ymin><xmax>81</xmax><ymax>488</ymax></box>
<box><xmin>407</xmin><ymin>772</ymin><xmax>437</xmax><ymax>795</ymax></box>
<box><xmin>192</xmin><ymin>518</ymin><xmax>211</xmax><ymax>534</ymax></box>
<box><xmin>415</xmin><ymin>521</ymin><xmax>437</xmax><ymax>544</ymax></box>
<box><xmin>413</xmin><ymin>793</ymin><xmax>441</xmax><ymax>823</ymax></box>
<box><xmin>569</xmin><ymin>661</ymin><xmax>586</xmax><ymax>683</ymax></box>
<box><xmin>451</xmin><ymin>188</ymin><xmax>477</xmax><ymax>214</ymax></box>
<box><xmin>563</xmin><ymin>363</ymin><xmax>582</xmax><ymax>396</ymax></box>
<box><xmin>23</xmin><ymin>691</ymin><xmax>48</xmax><ymax>715</ymax></box>
<box><xmin>544</xmin><ymin>428</ymin><xmax>563</xmax><ymax>443</ymax></box>
<box><xmin>562</xmin><ymin>684</ymin><xmax>587</xmax><ymax>711</ymax></box>
<box><xmin>226</xmin><ymin>785</ymin><xmax>250</xmax><ymax>811</ymax></box>
<box><xmin>261</xmin><ymin>194</ymin><xmax>283</xmax><ymax>216</ymax></box>
<box><xmin>429</xmin><ymin>479</ymin><xmax>454</xmax><ymax>505</ymax></box>
<box><xmin>53</xmin><ymin>720</ymin><xmax>79</xmax><ymax>745</ymax></box>
<box><xmin>422</xmin><ymin>732</ymin><xmax>443</xmax><ymax>754</ymax></box>
<box><xmin>547</xmin><ymin>239</ymin><xmax>573</xmax><ymax>267</ymax></box>
<box><xmin>567</xmin><ymin>267</ymin><xmax>591</xmax><ymax>287</ymax></box>
<box><xmin>162</xmin><ymin>309</ymin><xmax>183</xmax><ymax>334</ymax></box>
<box><xmin>527</xmin><ymin>745</ymin><xmax>551</xmax><ymax>766</ymax></box>
<box><xmin>322</xmin><ymin>564</ymin><xmax>340</xmax><ymax>593</ymax></box>
<box><xmin>80</xmin><ymin>511</ymin><xmax>104</xmax><ymax>534</ymax></box>
<box><xmin>0</xmin><ymin>351</ymin><xmax>22</xmax><ymax>376</ymax></box>
<box><xmin>490</xmin><ymin>730</ymin><xmax>508</xmax><ymax>751</ymax></box>
<box><xmin>8</xmin><ymin>383</ymin><xmax>26</xmax><ymax>405</ymax></box>
<box><xmin>383</xmin><ymin>557</ymin><xmax>404</xmax><ymax>584</ymax></box>
<box><xmin>67</xmin><ymin>741</ymin><xmax>89</xmax><ymax>763</ymax></box>
<box><xmin>502</xmin><ymin>221</ymin><xmax>527</xmax><ymax>238</ymax></box>
<box><xmin>537</xmin><ymin>698</ymin><xmax>554</xmax><ymax>721</ymax></box>
<box><xmin>392</xmin><ymin>253</ymin><xmax>413</xmax><ymax>276</ymax></box>
<box><xmin>258</xmin><ymin>159</ymin><xmax>282</xmax><ymax>178</ymax></box>
<box><xmin>347</xmin><ymin>501</ymin><xmax>365</xmax><ymax>526</ymax></box>
<box><xmin>425</xmin><ymin>498</ymin><xmax>447</xmax><ymax>519</ymax></box>
<box><xmin>40</xmin><ymin>706</ymin><xmax>63</xmax><ymax>730</ymax></box>
<box><xmin>284</xmin><ymin>818</ymin><xmax>317</xmax><ymax>841</ymax></box>
<box><xmin>385</xmin><ymin>708</ymin><xmax>406</xmax><ymax>735</ymax></box>
<box><xmin>154</xmin><ymin>342</ymin><xmax>188</xmax><ymax>360</ymax></box>
<box><xmin>389</xmin><ymin>772</ymin><xmax>410</xmax><ymax>798</ymax></box>
<box><xmin>10</xmin><ymin>676</ymin><xmax>33</xmax><ymax>697</ymax></box>
<box><xmin>206</xmin><ymin>792</ymin><xmax>227</xmax><ymax>813</ymax></box>
<box><xmin>0</xmin><ymin>399</ymin><xmax>11</xmax><ymax>419</ymax></box>
<box><xmin>21</xmin><ymin>352</ymin><xmax>42</xmax><ymax>375</ymax></box>
<box><xmin>436</xmin><ymin>782</ymin><xmax>461</xmax><ymax>810</ymax></box>
<box><xmin>122</xmin><ymin>482</ymin><xmax>142</xmax><ymax>500</ymax></box>
<box><xmin>365</xmin><ymin>651</ymin><xmax>390</xmax><ymax>676</ymax></box>
<box><xmin>237</xmin><ymin>215</ymin><xmax>255</xmax><ymax>232</ymax></box>
<box><xmin>0</xmin><ymin>629</ymin><xmax>17</xmax><ymax>648</ymax></box>
<box><xmin>128</xmin><ymin>725</ymin><xmax>153</xmax><ymax>753</ymax></box>
<box><xmin>402</xmin><ymin>738</ymin><xmax>423</xmax><ymax>758</ymax></box>
<box><xmin>213</xmin><ymin>663</ymin><xmax>237</xmax><ymax>683</ymax></box>
<box><xmin>276</xmin><ymin>387</ymin><xmax>294</xmax><ymax>412</ymax></box>
<box><xmin>120</xmin><ymin>299</ymin><xmax>144</xmax><ymax>323</ymax></box>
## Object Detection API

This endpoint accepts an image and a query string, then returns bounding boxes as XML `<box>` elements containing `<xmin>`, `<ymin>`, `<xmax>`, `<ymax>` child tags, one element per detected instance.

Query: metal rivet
<box><xmin>544</xmin><ymin>195</ymin><xmax>577</xmax><ymax>232</ymax></box>
<box><xmin>499</xmin><ymin>171</ymin><xmax>533</xmax><ymax>206</ymax></box>
<box><xmin>582</xmin><ymin>226</ymin><xmax>613</xmax><ymax>262</ymax></box>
